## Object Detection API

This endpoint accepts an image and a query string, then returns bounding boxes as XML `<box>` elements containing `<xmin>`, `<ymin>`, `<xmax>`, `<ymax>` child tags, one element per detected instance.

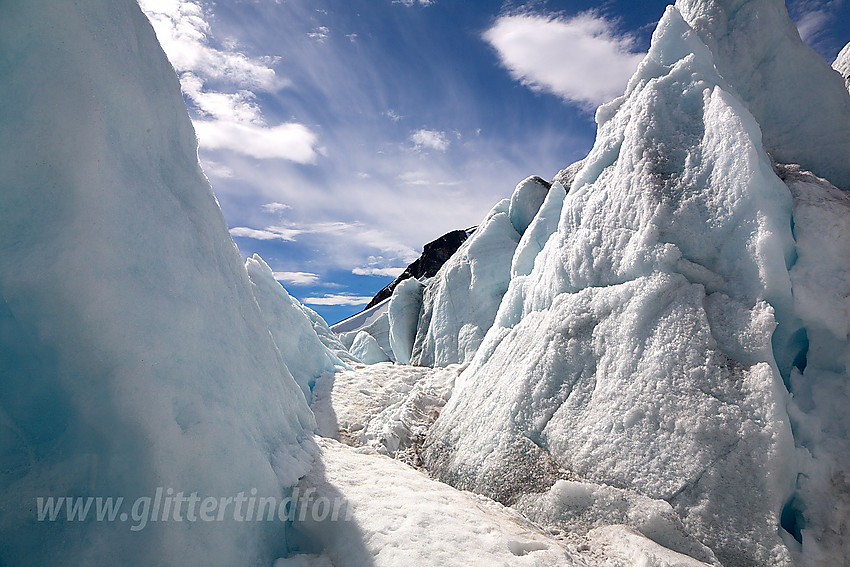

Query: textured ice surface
<box><xmin>330</xmin><ymin>298</ymin><xmax>390</xmax><ymax>334</ymax></box>
<box><xmin>424</xmin><ymin>7</ymin><xmax>800</xmax><ymax>566</ymax></box>
<box><xmin>310</xmin><ymin>362</ymin><xmax>459</xmax><ymax>463</ymax></box>
<box><xmin>246</xmin><ymin>254</ymin><xmax>348</xmax><ymax>397</ymax></box>
<box><xmin>411</xmin><ymin>176</ymin><xmax>550</xmax><ymax>366</ymax></box>
<box><xmin>0</xmin><ymin>1</ymin><xmax>315</xmax><ymax>564</ymax></box>
<box><xmin>833</xmin><ymin>42</ymin><xmax>850</xmax><ymax>92</ymax></box>
<box><xmin>512</xmin><ymin>181</ymin><xmax>567</xmax><ymax>278</ymax></box>
<box><xmin>778</xmin><ymin>164</ymin><xmax>850</xmax><ymax>565</ymax></box>
<box><xmin>675</xmin><ymin>0</ymin><xmax>850</xmax><ymax>190</ymax></box>
<box><xmin>516</xmin><ymin>480</ymin><xmax>718</xmax><ymax>564</ymax></box>
<box><xmin>299</xmin><ymin>304</ymin><xmax>360</xmax><ymax>366</ymax></box>
<box><xmin>387</xmin><ymin>278</ymin><xmax>425</xmax><ymax>365</ymax></box>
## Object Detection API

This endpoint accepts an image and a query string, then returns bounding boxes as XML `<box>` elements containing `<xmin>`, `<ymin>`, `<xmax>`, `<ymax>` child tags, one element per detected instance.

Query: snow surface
<box><xmin>410</xmin><ymin>175</ymin><xmax>550</xmax><ymax>367</ymax></box>
<box><xmin>424</xmin><ymin>7</ymin><xmax>802</xmax><ymax>566</ymax></box>
<box><xmin>246</xmin><ymin>254</ymin><xmax>349</xmax><ymax>397</ymax></box>
<box><xmin>387</xmin><ymin>277</ymin><xmax>425</xmax><ymax>365</ymax></box>
<box><xmin>675</xmin><ymin>0</ymin><xmax>850</xmax><ymax>190</ymax></box>
<box><xmin>286</xmin><ymin>437</ymin><xmax>716</xmax><ymax>567</ymax></box>
<box><xmin>0</xmin><ymin>1</ymin><xmax>316</xmax><ymax>564</ymax></box>
<box><xmin>311</xmin><ymin>362</ymin><xmax>459</xmax><ymax>464</ymax></box>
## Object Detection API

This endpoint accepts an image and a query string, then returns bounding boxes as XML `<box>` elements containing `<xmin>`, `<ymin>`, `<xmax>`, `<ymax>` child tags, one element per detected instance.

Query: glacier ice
<box><xmin>349</xmin><ymin>331</ymin><xmax>391</xmax><ymax>364</ymax></box>
<box><xmin>423</xmin><ymin>6</ymin><xmax>808</xmax><ymax>566</ymax></box>
<box><xmin>675</xmin><ymin>0</ymin><xmax>850</xmax><ymax>190</ymax></box>
<box><xmin>387</xmin><ymin>277</ymin><xmax>425</xmax><ymax>365</ymax></box>
<box><xmin>299</xmin><ymin>303</ymin><xmax>360</xmax><ymax>366</ymax></box>
<box><xmin>834</xmin><ymin>42</ymin><xmax>850</xmax><ymax>92</ymax></box>
<box><xmin>0</xmin><ymin>1</ymin><xmax>316</xmax><ymax>564</ymax></box>
<box><xmin>777</xmin><ymin>164</ymin><xmax>850</xmax><ymax>565</ymax></box>
<box><xmin>246</xmin><ymin>254</ymin><xmax>349</xmax><ymax>397</ymax></box>
<box><xmin>410</xmin><ymin>176</ymin><xmax>550</xmax><ymax>366</ymax></box>
<box><xmin>310</xmin><ymin>362</ymin><xmax>459</xmax><ymax>463</ymax></box>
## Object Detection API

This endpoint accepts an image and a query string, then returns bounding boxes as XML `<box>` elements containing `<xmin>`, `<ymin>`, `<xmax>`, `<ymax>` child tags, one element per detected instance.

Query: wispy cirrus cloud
<box><xmin>302</xmin><ymin>293</ymin><xmax>374</xmax><ymax>306</ymax></box>
<box><xmin>138</xmin><ymin>0</ymin><xmax>321</xmax><ymax>163</ymax></box>
<box><xmin>352</xmin><ymin>267</ymin><xmax>405</xmax><ymax>277</ymax></box>
<box><xmin>274</xmin><ymin>271</ymin><xmax>321</xmax><ymax>285</ymax></box>
<box><xmin>483</xmin><ymin>11</ymin><xmax>644</xmax><ymax>109</ymax></box>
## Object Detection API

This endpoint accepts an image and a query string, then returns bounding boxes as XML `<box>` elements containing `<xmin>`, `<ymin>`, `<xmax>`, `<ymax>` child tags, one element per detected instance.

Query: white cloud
<box><xmin>302</xmin><ymin>294</ymin><xmax>374</xmax><ymax>306</ymax></box>
<box><xmin>483</xmin><ymin>11</ymin><xmax>644</xmax><ymax>108</ymax></box>
<box><xmin>392</xmin><ymin>0</ymin><xmax>434</xmax><ymax>6</ymax></box>
<box><xmin>308</xmin><ymin>26</ymin><xmax>330</xmax><ymax>42</ymax></box>
<box><xmin>410</xmin><ymin>129</ymin><xmax>450</xmax><ymax>152</ymax></box>
<box><xmin>194</xmin><ymin>120</ymin><xmax>320</xmax><ymax>163</ymax></box>
<box><xmin>228</xmin><ymin>220</ymin><xmax>418</xmax><ymax>264</ymax></box>
<box><xmin>352</xmin><ymin>267</ymin><xmax>405</xmax><ymax>277</ymax></box>
<box><xmin>139</xmin><ymin>0</ymin><xmax>280</xmax><ymax>89</ymax></box>
<box><xmin>273</xmin><ymin>271</ymin><xmax>320</xmax><ymax>285</ymax></box>
<box><xmin>139</xmin><ymin>0</ymin><xmax>320</xmax><ymax>163</ymax></box>
<box><xmin>229</xmin><ymin>226</ymin><xmax>301</xmax><ymax>241</ymax></box>
<box><xmin>262</xmin><ymin>202</ymin><xmax>292</xmax><ymax>214</ymax></box>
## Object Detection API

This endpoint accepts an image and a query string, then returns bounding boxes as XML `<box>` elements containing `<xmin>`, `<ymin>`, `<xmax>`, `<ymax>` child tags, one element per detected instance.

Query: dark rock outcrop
<box><xmin>365</xmin><ymin>228</ymin><xmax>474</xmax><ymax>309</ymax></box>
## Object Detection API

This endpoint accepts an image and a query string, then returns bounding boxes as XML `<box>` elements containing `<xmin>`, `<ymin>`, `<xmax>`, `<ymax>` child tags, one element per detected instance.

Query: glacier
<box><xmin>246</xmin><ymin>254</ymin><xmax>349</xmax><ymax>398</ymax></box>
<box><xmin>834</xmin><ymin>41</ymin><xmax>850</xmax><ymax>91</ymax></box>
<box><xmin>410</xmin><ymin>176</ymin><xmax>551</xmax><ymax>367</ymax></box>
<box><xmin>419</xmin><ymin>3</ymin><xmax>850</xmax><ymax>566</ymax></box>
<box><xmin>0</xmin><ymin>1</ymin><xmax>318</xmax><ymax>564</ymax></box>
<box><xmin>4</xmin><ymin>0</ymin><xmax>850</xmax><ymax>564</ymax></box>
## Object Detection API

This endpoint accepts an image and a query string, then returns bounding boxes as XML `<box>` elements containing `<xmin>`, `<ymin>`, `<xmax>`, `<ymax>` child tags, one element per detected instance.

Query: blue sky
<box><xmin>139</xmin><ymin>0</ymin><xmax>849</xmax><ymax>324</ymax></box>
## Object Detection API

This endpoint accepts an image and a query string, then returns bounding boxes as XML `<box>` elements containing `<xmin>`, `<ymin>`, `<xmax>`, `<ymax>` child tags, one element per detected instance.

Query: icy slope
<box><xmin>675</xmin><ymin>0</ymin><xmax>850</xmax><ymax>190</ymax></box>
<box><xmin>424</xmin><ymin>7</ymin><xmax>801</xmax><ymax>566</ymax></box>
<box><xmin>834</xmin><ymin>42</ymin><xmax>850</xmax><ymax>92</ymax></box>
<box><xmin>410</xmin><ymin>176</ymin><xmax>550</xmax><ymax>366</ymax></box>
<box><xmin>246</xmin><ymin>254</ymin><xmax>350</xmax><ymax>397</ymax></box>
<box><xmin>0</xmin><ymin>1</ymin><xmax>315</xmax><ymax>564</ymax></box>
<box><xmin>387</xmin><ymin>277</ymin><xmax>425</xmax><ymax>365</ymax></box>
<box><xmin>777</xmin><ymin>164</ymin><xmax>850</xmax><ymax>565</ymax></box>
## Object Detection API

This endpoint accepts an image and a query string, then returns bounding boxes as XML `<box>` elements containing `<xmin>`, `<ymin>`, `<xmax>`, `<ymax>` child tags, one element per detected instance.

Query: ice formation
<box><xmin>387</xmin><ymin>277</ymin><xmax>425</xmax><ymax>365</ymax></box>
<box><xmin>246</xmin><ymin>254</ymin><xmax>349</xmax><ymax>397</ymax></box>
<box><xmin>422</xmin><ymin>3</ymin><xmax>850</xmax><ymax>565</ymax></box>
<box><xmin>410</xmin><ymin>176</ymin><xmax>550</xmax><ymax>366</ymax></box>
<box><xmin>834</xmin><ymin>42</ymin><xmax>850</xmax><ymax>91</ymax></box>
<box><xmin>0</xmin><ymin>1</ymin><xmax>317</xmax><ymax>564</ymax></box>
<box><xmin>299</xmin><ymin>304</ymin><xmax>360</xmax><ymax>366</ymax></box>
<box><xmin>349</xmin><ymin>331</ymin><xmax>391</xmax><ymax>364</ymax></box>
<box><xmin>674</xmin><ymin>0</ymin><xmax>850</xmax><ymax>190</ymax></box>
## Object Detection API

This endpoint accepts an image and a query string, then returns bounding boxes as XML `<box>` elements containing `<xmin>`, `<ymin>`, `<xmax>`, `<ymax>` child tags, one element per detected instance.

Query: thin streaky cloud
<box><xmin>302</xmin><ymin>294</ymin><xmax>374</xmax><ymax>306</ymax></box>
<box><xmin>229</xmin><ymin>226</ymin><xmax>301</xmax><ymax>241</ymax></box>
<box><xmin>352</xmin><ymin>267</ymin><xmax>406</xmax><ymax>277</ymax></box>
<box><xmin>274</xmin><ymin>271</ymin><xmax>321</xmax><ymax>285</ymax></box>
